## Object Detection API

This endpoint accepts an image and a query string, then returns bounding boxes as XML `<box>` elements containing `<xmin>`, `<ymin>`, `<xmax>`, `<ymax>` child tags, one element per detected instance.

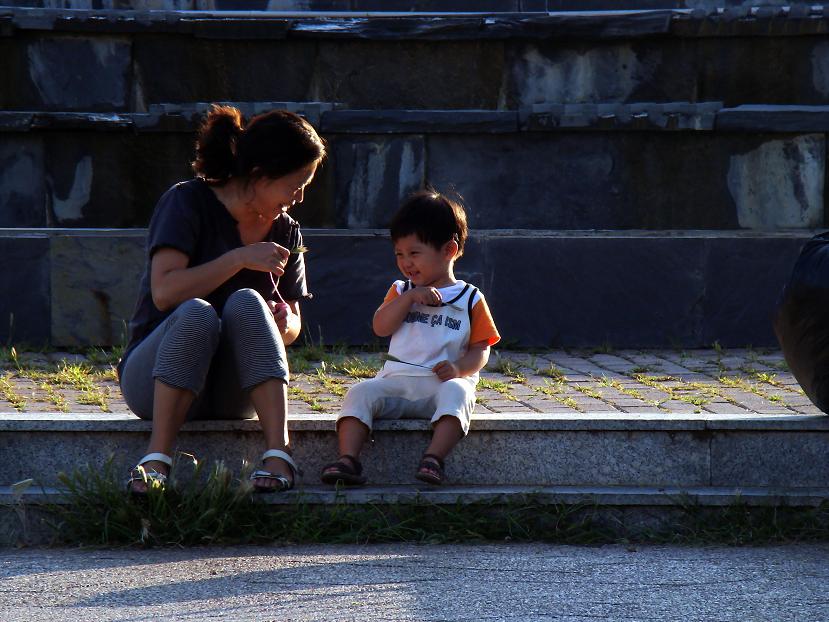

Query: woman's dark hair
<box><xmin>390</xmin><ymin>189</ymin><xmax>468</xmax><ymax>259</ymax></box>
<box><xmin>192</xmin><ymin>105</ymin><xmax>327</xmax><ymax>182</ymax></box>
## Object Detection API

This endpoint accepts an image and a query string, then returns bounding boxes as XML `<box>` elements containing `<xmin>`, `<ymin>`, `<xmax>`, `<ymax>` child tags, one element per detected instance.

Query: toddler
<box><xmin>320</xmin><ymin>190</ymin><xmax>500</xmax><ymax>485</ymax></box>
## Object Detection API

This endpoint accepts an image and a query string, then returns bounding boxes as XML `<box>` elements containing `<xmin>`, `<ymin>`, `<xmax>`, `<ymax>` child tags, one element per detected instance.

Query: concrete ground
<box><xmin>0</xmin><ymin>347</ymin><xmax>820</xmax><ymax>416</ymax></box>
<box><xmin>0</xmin><ymin>543</ymin><xmax>827</xmax><ymax>621</ymax></box>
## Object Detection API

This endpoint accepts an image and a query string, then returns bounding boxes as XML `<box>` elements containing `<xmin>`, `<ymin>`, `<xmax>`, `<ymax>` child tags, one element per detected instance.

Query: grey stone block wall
<box><xmin>0</xmin><ymin>230</ymin><xmax>810</xmax><ymax>348</ymax></box>
<box><xmin>50</xmin><ymin>234</ymin><xmax>145</xmax><ymax>347</ymax></box>
<box><xmin>0</xmin><ymin>1</ymin><xmax>819</xmax><ymax>10</ymax></box>
<box><xmin>0</xmin><ymin>236</ymin><xmax>50</xmax><ymax>346</ymax></box>
<box><xmin>4</xmin><ymin>12</ymin><xmax>829</xmax><ymax>111</ymax></box>
<box><xmin>0</xmin><ymin>127</ymin><xmax>825</xmax><ymax>230</ymax></box>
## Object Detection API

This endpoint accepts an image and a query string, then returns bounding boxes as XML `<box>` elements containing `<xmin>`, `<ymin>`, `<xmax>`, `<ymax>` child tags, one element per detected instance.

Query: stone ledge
<box><xmin>0</xmin><ymin>228</ymin><xmax>819</xmax><ymax>239</ymax></box>
<box><xmin>1</xmin><ymin>412</ymin><xmax>827</xmax><ymax>432</ymax></box>
<box><xmin>7</xmin><ymin>105</ymin><xmax>829</xmax><ymax>133</ymax></box>
<box><xmin>0</xmin><ymin>229</ymin><xmax>817</xmax><ymax>347</ymax></box>
<box><xmin>3</xmin><ymin>7</ymin><xmax>829</xmax><ymax>39</ymax></box>
<box><xmin>5</xmin><ymin>484</ymin><xmax>828</xmax><ymax>507</ymax></box>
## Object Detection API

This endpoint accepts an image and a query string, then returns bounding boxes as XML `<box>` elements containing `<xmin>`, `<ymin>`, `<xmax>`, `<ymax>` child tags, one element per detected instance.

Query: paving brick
<box><xmin>0</xmin><ymin>347</ymin><xmax>822</xmax><ymax>419</ymax></box>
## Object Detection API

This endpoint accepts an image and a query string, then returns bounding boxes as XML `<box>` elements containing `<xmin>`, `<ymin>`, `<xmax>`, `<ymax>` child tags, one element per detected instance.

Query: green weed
<box><xmin>333</xmin><ymin>357</ymin><xmax>379</xmax><ymax>379</ymax></box>
<box><xmin>533</xmin><ymin>379</ymin><xmax>580</xmax><ymax>411</ymax></box>
<box><xmin>0</xmin><ymin>372</ymin><xmax>26</xmax><ymax>410</ymax></box>
<box><xmin>537</xmin><ymin>363</ymin><xmax>565</xmax><ymax>380</ymax></box>
<box><xmin>478</xmin><ymin>378</ymin><xmax>517</xmax><ymax>401</ymax></box>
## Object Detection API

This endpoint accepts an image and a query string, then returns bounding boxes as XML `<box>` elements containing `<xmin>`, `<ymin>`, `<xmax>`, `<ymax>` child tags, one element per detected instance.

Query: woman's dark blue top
<box><xmin>117</xmin><ymin>178</ymin><xmax>309</xmax><ymax>377</ymax></box>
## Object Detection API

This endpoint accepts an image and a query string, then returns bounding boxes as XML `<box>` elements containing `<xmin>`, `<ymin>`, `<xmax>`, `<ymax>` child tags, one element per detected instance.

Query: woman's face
<box><xmin>250</xmin><ymin>161</ymin><xmax>319</xmax><ymax>221</ymax></box>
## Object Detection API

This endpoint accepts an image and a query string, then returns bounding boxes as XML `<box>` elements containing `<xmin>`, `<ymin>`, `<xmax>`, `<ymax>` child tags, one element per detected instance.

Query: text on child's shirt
<box><xmin>404</xmin><ymin>311</ymin><xmax>462</xmax><ymax>331</ymax></box>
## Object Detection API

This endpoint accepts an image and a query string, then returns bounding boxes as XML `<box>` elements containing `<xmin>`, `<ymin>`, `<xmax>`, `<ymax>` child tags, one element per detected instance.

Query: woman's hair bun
<box><xmin>192</xmin><ymin>105</ymin><xmax>244</xmax><ymax>181</ymax></box>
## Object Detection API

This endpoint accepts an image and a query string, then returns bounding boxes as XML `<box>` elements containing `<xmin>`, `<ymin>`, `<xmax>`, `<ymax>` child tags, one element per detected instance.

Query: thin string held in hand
<box><xmin>270</xmin><ymin>246</ymin><xmax>308</xmax><ymax>305</ymax></box>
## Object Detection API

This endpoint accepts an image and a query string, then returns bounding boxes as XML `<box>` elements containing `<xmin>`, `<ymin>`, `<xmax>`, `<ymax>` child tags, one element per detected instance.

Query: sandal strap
<box><xmin>323</xmin><ymin>455</ymin><xmax>362</xmax><ymax>475</ymax></box>
<box><xmin>137</xmin><ymin>452</ymin><xmax>173</xmax><ymax>468</ymax></box>
<box><xmin>261</xmin><ymin>449</ymin><xmax>302</xmax><ymax>477</ymax></box>
<box><xmin>249</xmin><ymin>469</ymin><xmax>293</xmax><ymax>491</ymax></box>
<box><xmin>338</xmin><ymin>454</ymin><xmax>363</xmax><ymax>473</ymax></box>
<box><xmin>420</xmin><ymin>453</ymin><xmax>445</xmax><ymax>470</ymax></box>
<box><xmin>129</xmin><ymin>467</ymin><xmax>168</xmax><ymax>481</ymax></box>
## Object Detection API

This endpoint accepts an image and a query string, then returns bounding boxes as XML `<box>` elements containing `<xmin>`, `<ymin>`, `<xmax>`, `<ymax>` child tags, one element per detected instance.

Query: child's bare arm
<box><xmin>373</xmin><ymin>287</ymin><xmax>442</xmax><ymax>337</ymax></box>
<box><xmin>432</xmin><ymin>341</ymin><xmax>491</xmax><ymax>381</ymax></box>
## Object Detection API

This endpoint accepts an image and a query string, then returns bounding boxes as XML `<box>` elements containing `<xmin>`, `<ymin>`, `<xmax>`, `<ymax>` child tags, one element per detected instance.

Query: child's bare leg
<box><xmin>337</xmin><ymin>416</ymin><xmax>370</xmax><ymax>458</ymax></box>
<box><xmin>321</xmin><ymin>416</ymin><xmax>370</xmax><ymax>484</ymax></box>
<box><xmin>416</xmin><ymin>416</ymin><xmax>464</xmax><ymax>484</ymax></box>
<box><xmin>424</xmin><ymin>415</ymin><xmax>464</xmax><ymax>461</ymax></box>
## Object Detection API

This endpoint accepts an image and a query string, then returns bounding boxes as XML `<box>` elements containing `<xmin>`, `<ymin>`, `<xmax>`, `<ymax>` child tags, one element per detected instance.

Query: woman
<box><xmin>118</xmin><ymin>105</ymin><xmax>326</xmax><ymax>494</ymax></box>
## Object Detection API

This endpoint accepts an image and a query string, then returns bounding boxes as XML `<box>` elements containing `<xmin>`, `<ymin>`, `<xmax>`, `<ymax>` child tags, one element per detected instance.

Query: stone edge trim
<box><xmin>1</xmin><ymin>412</ymin><xmax>826</xmax><ymax>432</ymax></box>
<box><xmin>4</xmin><ymin>105</ymin><xmax>829</xmax><ymax>133</ymax></box>
<box><xmin>4</xmin><ymin>484</ymin><xmax>828</xmax><ymax>507</ymax></box>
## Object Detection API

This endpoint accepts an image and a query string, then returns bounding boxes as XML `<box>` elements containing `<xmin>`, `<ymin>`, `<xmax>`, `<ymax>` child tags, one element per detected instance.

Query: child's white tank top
<box><xmin>378</xmin><ymin>279</ymin><xmax>481</xmax><ymax>381</ymax></box>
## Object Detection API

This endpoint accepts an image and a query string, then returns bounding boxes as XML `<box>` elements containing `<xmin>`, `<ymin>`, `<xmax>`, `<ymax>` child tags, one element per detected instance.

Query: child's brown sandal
<box><xmin>414</xmin><ymin>453</ymin><xmax>445</xmax><ymax>486</ymax></box>
<box><xmin>320</xmin><ymin>454</ymin><xmax>367</xmax><ymax>486</ymax></box>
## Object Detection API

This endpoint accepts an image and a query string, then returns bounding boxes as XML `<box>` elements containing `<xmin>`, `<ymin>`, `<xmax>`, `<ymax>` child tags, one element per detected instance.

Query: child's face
<box><xmin>393</xmin><ymin>234</ymin><xmax>455</xmax><ymax>288</ymax></box>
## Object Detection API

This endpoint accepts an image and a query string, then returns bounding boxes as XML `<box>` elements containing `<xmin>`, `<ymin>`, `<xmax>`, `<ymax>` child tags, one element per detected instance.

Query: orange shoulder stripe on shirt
<box><xmin>470</xmin><ymin>296</ymin><xmax>500</xmax><ymax>346</ymax></box>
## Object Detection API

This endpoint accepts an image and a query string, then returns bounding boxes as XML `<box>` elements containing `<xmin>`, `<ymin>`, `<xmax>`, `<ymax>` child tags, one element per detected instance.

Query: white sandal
<box><xmin>127</xmin><ymin>452</ymin><xmax>173</xmax><ymax>494</ymax></box>
<box><xmin>250</xmin><ymin>449</ymin><xmax>300</xmax><ymax>493</ymax></box>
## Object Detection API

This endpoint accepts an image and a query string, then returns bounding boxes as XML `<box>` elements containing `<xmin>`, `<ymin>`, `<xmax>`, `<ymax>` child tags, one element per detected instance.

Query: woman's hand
<box><xmin>238</xmin><ymin>242</ymin><xmax>291</xmax><ymax>275</ymax></box>
<box><xmin>407</xmin><ymin>287</ymin><xmax>442</xmax><ymax>307</ymax></box>
<box><xmin>267</xmin><ymin>300</ymin><xmax>301</xmax><ymax>341</ymax></box>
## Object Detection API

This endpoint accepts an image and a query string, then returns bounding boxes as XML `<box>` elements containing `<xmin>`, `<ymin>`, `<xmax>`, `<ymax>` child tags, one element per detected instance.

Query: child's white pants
<box><xmin>337</xmin><ymin>375</ymin><xmax>477</xmax><ymax>435</ymax></box>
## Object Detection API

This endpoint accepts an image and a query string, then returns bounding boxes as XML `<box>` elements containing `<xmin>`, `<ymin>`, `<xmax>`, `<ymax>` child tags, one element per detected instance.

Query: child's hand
<box><xmin>408</xmin><ymin>287</ymin><xmax>442</xmax><ymax>307</ymax></box>
<box><xmin>432</xmin><ymin>360</ymin><xmax>460</xmax><ymax>381</ymax></box>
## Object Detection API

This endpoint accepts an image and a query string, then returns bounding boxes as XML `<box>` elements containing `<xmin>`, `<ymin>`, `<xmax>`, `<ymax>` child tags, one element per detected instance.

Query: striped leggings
<box><xmin>119</xmin><ymin>288</ymin><xmax>289</xmax><ymax>420</ymax></box>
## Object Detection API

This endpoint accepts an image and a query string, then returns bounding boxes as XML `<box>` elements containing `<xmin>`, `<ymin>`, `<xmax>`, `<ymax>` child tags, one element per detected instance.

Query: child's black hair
<box><xmin>389</xmin><ymin>189</ymin><xmax>468</xmax><ymax>259</ymax></box>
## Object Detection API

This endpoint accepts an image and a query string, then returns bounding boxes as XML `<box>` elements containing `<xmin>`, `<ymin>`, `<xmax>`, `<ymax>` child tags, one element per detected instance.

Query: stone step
<box><xmin>4</xmin><ymin>2</ymin><xmax>817</xmax><ymax>13</ymax></box>
<box><xmin>0</xmin><ymin>228</ymin><xmax>811</xmax><ymax>348</ymax></box>
<box><xmin>7</xmin><ymin>484</ymin><xmax>827</xmax><ymax>508</ymax></box>
<box><xmin>2</xmin><ymin>413</ymin><xmax>827</xmax><ymax>489</ymax></box>
<box><xmin>2</xmin><ymin>7</ymin><xmax>829</xmax><ymax>114</ymax></box>
<box><xmin>2</xmin><ymin>106</ymin><xmax>825</xmax><ymax>231</ymax></box>
<box><xmin>6</xmin><ymin>482</ymin><xmax>827</xmax><ymax>546</ymax></box>
<box><xmin>0</xmin><ymin>228</ymin><xmax>812</xmax><ymax>347</ymax></box>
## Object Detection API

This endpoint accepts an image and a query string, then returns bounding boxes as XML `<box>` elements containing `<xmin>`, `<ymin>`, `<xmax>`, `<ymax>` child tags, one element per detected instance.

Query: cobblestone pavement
<box><xmin>0</xmin><ymin>347</ymin><xmax>820</xmax><ymax>416</ymax></box>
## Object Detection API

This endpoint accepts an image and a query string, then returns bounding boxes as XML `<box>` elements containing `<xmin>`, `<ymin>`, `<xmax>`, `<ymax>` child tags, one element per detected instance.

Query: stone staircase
<box><xmin>2</xmin><ymin>411</ymin><xmax>827</xmax><ymax>544</ymax></box>
<box><xmin>1</xmin><ymin>1</ymin><xmax>827</xmax><ymax>543</ymax></box>
<box><xmin>1</xmin><ymin>3</ymin><xmax>826</xmax><ymax>348</ymax></box>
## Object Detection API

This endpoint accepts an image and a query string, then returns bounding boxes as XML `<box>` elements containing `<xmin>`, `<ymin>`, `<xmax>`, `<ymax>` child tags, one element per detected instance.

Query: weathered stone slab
<box><xmin>702</xmin><ymin>236</ymin><xmax>809</xmax><ymax>347</ymax></box>
<box><xmin>23</xmin><ymin>35</ymin><xmax>131</xmax><ymax>111</ymax></box>
<box><xmin>726</xmin><ymin>134</ymin><xmax>824</xmax><ymax>230</ymax></box>
<box><xmin>0</xmin><ymin>230</ymin><xmax>817</xmax><ymax>347</ymax></box>
<box><xmin>717</xmin><ymin>105</ymin><xmax>829</xmax><ymax>132</ymax></box>
<box><xmin>506</xmin><ymin>40</ymin><xmax>689</xmax><ymax>108</ymax></box>
<box><xmin>50</xmin><ymin>233</ymin><xmax>145</xmax><ymax>347</ymax></box>
<box><xmin>0</xmin><ymin>423</ymin><xmax>711</xmax><ymax>488</ymax></box>
<box><xmin>133</xmin><ymin>37</ymin><xmax>316</xmax><ymax>107</ymax></box>
<box><xmin>508</xmin><ymin>36</ymin><xmax>829</xmax><ymax>109</ymax></box>
<box><xmin>483</xmin><ymin>235</ymin><xmax>706</xmax><ymax>348</ymax></box>
<box><xmin>322</xmin><ymin>110</ymin><xmax>517</xmax><ymax>134</ymax></box>
<box><xmin>333</xmin><ymin>135</ymin><xmax>424</xmax><ymax>228</ymax></box>
<box><xmin>300</xmin><ymin>231</ymin><xmax>398</xmax><ymax>344</ymax></box>
<box><xmin>0</xmin><ymin>236</ymin><xmax>50</xmax><ymax>347</ymax></box>
<box><xmin>42</xmin><ymin>132</ymin><xmax>193</xmax><ymax>227</ymax></box>
<box><xmin>44</xmin><ymin>133</ymin><xmax>130</xmax><ymax>226</ymax></box>
<box><xmin>0</xmin><ymin>136</ymin><xmax>45</xmax><ymax>227</ymax></box>
<box><xmin>309</xmin><ymin>40</ymin><xmax>504</xmax><ymax>109</ymax></box>
<box><xmin>522</xmin><ymin>102</ymin><xmax>721</xmax><ymax>131</ymax></box>
<box><xmin>711</xmin><ymin>431</ymin><xmax>829</xmax><ymax>488</ymax></box>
